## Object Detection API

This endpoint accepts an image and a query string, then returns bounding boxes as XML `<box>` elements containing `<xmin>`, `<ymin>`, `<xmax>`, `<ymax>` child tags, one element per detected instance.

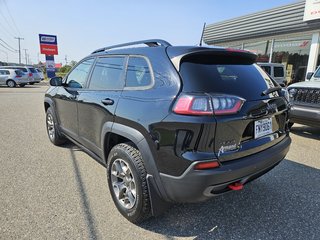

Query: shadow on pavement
<box><xmin>290</xmin><ymin>125</ymin><xmax>320</xmax><ymax>140</ymax></box>
<box><xmin>140</xmin><ymin>160</ymin><xmax>320</xmax><ymax>239</ymax></box>
<box><xmin>69</xmin><ymin>148</ymin><xmax>99</xmax><ymax>240</ymax></box>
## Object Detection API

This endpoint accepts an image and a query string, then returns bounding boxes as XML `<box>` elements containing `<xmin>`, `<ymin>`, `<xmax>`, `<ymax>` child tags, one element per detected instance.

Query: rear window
<box><xmin>15</xmin><ymin>70</ymin><xmax>23</xmax><ymax>76</ymax></box>
<box><xmin>180</xmin><ymin>62</ymin><xmax>275</xmax><ymax>100</ymax></box>
<box><xmin>17</xmin><ymin>68</ymin><xmax>27</xmax><ymax>72</ymax></box>
<box><xmin>28</xmin><ymin>68</ymin><xmax>37</xmax><ymax>73</ymax></box>
<box><xmin>274</xmin><ymin>67</ymin><xmax>284</xmax><ymax>77</ymax></box>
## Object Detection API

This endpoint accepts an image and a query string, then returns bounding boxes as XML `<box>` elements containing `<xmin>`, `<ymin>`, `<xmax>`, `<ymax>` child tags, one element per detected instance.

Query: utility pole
<box><xmin>23</xmin><ymin>49</ymin><xmax>28</xmax><ymax>65</ymax></box>
<box><xmin>14</xmin><ymin>37</ymin><xmax>24</xmax><ymax>64</ymax></box>
<box><xmin>65</xmin><ymin>55</ymin><xmax>68</xmax><ymax>65</ymax></box>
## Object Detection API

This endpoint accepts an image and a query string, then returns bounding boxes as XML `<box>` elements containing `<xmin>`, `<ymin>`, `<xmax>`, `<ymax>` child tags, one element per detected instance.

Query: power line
<box><xmin>0</xmin><ymin>38</ymin><xmax>17</xmax><ymax>51</ymax></box>
<box><xmin>0</xmin><ymin>20</ymin><xmax>15</xmax><ymax>38</ymax></box>
<box><xmin>0</xmin><ymin>1</ymin><xmax>19</xmax><ymax>37</ymax></box>
<box><xmin>3</xmin><ymin>0</ymin><xmax>21</xmax><ymax>36</ymax></box>
<box><xmin>0</xmin><ymin>41</ymin><xmax>16</xmax><ymax>53</ymax></box>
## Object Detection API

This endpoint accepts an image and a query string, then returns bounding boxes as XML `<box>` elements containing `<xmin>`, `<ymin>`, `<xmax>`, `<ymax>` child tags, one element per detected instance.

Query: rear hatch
<box><xmin>169</xmin><ymin>48</ymin><xmax>289</xmax><ymax>162</ymax></box>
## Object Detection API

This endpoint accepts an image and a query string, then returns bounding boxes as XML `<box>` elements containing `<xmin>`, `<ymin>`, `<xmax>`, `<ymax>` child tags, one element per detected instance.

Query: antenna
<box><xmin>199</xmin><ymin>22</ymin><xmax>206</xmax><ymax>46</ymax></box>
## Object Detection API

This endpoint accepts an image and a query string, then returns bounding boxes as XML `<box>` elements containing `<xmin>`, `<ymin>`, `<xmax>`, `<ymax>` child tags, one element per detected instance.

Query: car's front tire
<box><xmin>46</xmin><ymin>107</ymin><xmax>66</xmax><ymax>145</ymax></box>
<box><xmin>107</xmin><ymin>143</ymin><xmax>151</xmax><ymax>223</ymax></box>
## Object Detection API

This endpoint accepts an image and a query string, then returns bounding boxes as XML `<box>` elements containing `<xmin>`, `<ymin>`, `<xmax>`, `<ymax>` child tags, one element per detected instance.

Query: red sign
<box><xmin>40</xmin><ymin>44</ymin><xmax>58</xmax><ymax>55</ymax></box>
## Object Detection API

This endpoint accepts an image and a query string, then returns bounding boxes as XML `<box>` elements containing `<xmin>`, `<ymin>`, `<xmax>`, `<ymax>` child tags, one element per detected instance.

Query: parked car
<box><xmin>257</xmin><ymin>63</ymin><xmax>287</xmax><ymax>86</ymax></box>
<box><xmin>0</xmin><ymin>66</ymin><xmax>40</xmax><ymax>84</ymax></box>
<box><xmin>35</xmin><ymin>68</ymin><xmax>44</xmax><ymax>80</ymax></box>
<box><xmin>0</xmin><ymin>69</ymin><xmax>29</xmax><ymax>87</ymax></box>
<box><xmin>288</xmin><ymin>66</ymin><xmax>320</xmax><ymax>128</ymax></box>
<box><xmin>44</xmin><ymin>39</ymin><xmax>291</xmax><ymax>223</ymax></box>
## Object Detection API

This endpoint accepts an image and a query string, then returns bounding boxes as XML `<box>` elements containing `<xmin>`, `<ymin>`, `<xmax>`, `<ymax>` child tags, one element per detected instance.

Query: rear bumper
<box><xmin>289</xmin><ymin>105</ymin><xmax>320</xmax><ymax>127</ymax></box>
<box><xmin>159</xmin><ymin>136</ymin><xmax>291</xmax><ymax>203</ymax></box>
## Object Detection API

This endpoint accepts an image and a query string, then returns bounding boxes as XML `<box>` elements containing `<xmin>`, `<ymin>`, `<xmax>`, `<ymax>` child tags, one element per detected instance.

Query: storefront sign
<box><xmin>304</xmin><ymin>0</ymin><xmax>320</xmax><ymax>21</ymax></box>
<box><xmin>39</xmin><ymin>34</ymin><xmax>58</xmax><ymax>55</ymax></box>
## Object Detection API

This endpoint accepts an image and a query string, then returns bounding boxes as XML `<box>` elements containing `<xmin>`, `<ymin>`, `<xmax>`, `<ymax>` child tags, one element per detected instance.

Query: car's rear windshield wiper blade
<box><xmin>261</xmin><ymin>86</ymin><xmax>282</xmax><ymax>96</ymax></box>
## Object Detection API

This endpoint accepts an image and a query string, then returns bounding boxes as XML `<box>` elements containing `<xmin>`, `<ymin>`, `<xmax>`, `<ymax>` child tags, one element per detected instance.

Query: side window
<box><xmin>89</xmin><ymin>57</ymin><xmax>125</xmax><ymax>90</ymax></box>
<box><xmin>260</xmin><ymin>66</ymin><xmax>271</xmax><ymax>75</ymax></box>
<box><xmin>66</xmin><ymin>58</ymin><xmax>94</xmax><ymax>88</ymax></box>
<box><xmin>274</xmin><ymin>67</ymin><xmax>284</xmax><ymax>77</ymax></box>
<box><xmin>5</xmin><ymin>70</ymin><xmax>9</xmax><ymax>75</ymax></box>
<box><xmin>125</xmin><ymin>57</ymin><xmax>152</xmax><ymax>87</ymax></box>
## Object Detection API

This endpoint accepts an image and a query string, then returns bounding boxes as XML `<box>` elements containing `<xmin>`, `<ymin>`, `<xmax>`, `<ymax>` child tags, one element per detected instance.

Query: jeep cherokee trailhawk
<box><xmin>44</xmin><ymin>39</ymin><xmax>291</xmax><ymax>223</ymax></box>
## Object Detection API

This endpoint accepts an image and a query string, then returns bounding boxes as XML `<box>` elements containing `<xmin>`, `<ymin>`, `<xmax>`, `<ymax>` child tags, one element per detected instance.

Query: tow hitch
<box><xmin>228</xmin><ymin>182</ymin><xmax>244</xmax><ymax>191</ymax></box>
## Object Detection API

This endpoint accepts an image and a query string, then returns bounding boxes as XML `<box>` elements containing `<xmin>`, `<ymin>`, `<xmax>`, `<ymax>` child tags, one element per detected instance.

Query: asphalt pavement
<box><xmin>0</xmin><ymin>85</ymin><xmax>319</xmax><ymax>240</ymax></box>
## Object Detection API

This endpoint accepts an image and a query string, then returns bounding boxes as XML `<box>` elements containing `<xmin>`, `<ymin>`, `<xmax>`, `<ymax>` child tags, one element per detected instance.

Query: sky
<box><xmin>0</xmin><ymin>0</ymin><xmax>301</xmax><ymax>65</ymax></box>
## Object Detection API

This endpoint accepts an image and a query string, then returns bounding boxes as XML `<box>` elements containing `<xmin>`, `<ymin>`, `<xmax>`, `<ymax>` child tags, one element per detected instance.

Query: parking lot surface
<box><xmin>0</xmin><ymin>85</ymin><xmax>319</xmax><ymax>240</ymax></box>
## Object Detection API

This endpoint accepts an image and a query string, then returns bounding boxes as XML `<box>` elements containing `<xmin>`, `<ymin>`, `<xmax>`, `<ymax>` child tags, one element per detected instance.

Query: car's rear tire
<box><xmin>19</xmin><ymin>84</ymin><xmax>26</xmax><ymax>87</ymax></box>
<box><xmin>46</xmin><ymin>107</ymin><xmax>66</xmax><ymax>145</ymax></box>
<box><xmin>107</xmin><ymin>143</ymin><xmax>151</xmax><ymax>223</ymax></box>
<box><xmin>7</xmin><ymin>80</ymin><xmax>16</xmax><ymax>88</ymax></box>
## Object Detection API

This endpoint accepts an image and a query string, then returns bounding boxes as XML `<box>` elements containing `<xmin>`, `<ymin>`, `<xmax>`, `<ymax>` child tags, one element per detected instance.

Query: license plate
<box><xmin>254</xmin><ymin>118</ymin><xmax>272</xmax><ymax>139</ymax></box>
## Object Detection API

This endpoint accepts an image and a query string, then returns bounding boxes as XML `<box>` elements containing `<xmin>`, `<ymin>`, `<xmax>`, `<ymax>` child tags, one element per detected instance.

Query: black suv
<box><xmin>44</xmin><ymin>39</ymin><xmax>291</xmax><ymax>223</ymax></box>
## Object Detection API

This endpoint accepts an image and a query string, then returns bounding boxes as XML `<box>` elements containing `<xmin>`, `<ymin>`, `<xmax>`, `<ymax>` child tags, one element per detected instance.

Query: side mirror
<box><xmin>306</xmin><ymin>72</ymin><xmax>314</xmax><ymax>80</ymax></box>
<box><xmin>50</xmin><ymin>77</ymin><xmax>63</xmax><ymax>86</ymax></box>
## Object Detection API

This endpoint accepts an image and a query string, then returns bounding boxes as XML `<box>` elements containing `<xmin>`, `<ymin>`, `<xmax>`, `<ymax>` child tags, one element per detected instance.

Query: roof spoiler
<box><xmin>169</xmin><ymin>49</ymin><xmax>257</xmax><ymax>71</ymax></box>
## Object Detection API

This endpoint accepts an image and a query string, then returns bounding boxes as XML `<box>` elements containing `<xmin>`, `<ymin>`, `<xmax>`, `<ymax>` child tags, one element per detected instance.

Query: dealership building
<box><xmin>203</xmin><ymin>0</ymin><xmax>320</xmax><ymax>83</ymax></box>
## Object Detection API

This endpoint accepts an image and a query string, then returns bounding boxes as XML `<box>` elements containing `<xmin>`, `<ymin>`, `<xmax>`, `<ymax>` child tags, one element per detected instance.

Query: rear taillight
<box><xmin>29</xmin><ymin>73</ymin><xmax>32</xmax><ymax>77</ymax></box>
<box><xmin>211</xmin><ymin>95</ymin><xmax>245</xmax><ymax>115</ymax></box>
<box><xmin>173</xmin><ymin>95</ymin><xmax>213</xmax><ymax>115</ymax></box>
<box><xmin>173</xmin><ymin>94</ymin><xmax>244</xmax><ymax>116</ymax></box>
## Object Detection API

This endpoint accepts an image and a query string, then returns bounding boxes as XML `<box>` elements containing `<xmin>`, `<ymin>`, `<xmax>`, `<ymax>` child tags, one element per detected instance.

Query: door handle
<box><xmin>101</xmin><ymin>98</ymin><xmax>114</xmax><ymax>105</ymax></box>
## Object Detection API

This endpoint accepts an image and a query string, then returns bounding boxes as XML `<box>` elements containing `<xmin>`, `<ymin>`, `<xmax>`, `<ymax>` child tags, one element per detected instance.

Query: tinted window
<box><xmin>17</xmin><ymin>68</ymin><xmax>28</xmax><ymax>73</ymax></box>
<box><xmin>125</xmin><ymin>57</ymin><xmax>152</xmax><ymax>87</ymax></box>
<box><xmin>67</xmin><ymin>58</ymin><xmax>94</xmax><ymax>88</ymax></box>
<box><xmin>180</xmin><ymin>62</ymin><xmax>275</xmax><ymax>101</ymax></box>
<box><xmin>274</xmin><ymin>67</ymin><xmax>284</xmax><ymax>77</ymax></box>
<box><xmin>260</xmin><ymin>66</ymin><xmax>271</xmax><ymax>75</ymax></box>
<box><xmin>29</xmin><ymin>68</ymin><xmax>37</xmax><ymax>73</ymax></box>
<box><xmin>15</xmin><ymin>70</ymin><xmax>23</xmax><ymax>76</ymax></box>
<box><xmin>89</xmin><ymin>57</ymin><xmax>125</xmax><ymax>90</ymax></box>
<box><xmin>314</xmin><ymin>68</ymin><xmax>320</xmax><ymax>78</ymax></box>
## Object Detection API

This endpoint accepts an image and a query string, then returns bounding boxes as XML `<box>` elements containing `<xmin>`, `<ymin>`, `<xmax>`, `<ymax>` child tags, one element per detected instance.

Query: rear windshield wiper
<box><xmin>261</xmin><ymin>86</ymin><xmax>282</xmax><ymax>96</ymax></box>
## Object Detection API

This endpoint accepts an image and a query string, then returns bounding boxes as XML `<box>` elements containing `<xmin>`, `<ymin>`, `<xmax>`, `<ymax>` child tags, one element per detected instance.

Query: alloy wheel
<box><xmin>111</xmin><ymin>159</ymin><xmax>137</xmax><ymax>209</ymax></box>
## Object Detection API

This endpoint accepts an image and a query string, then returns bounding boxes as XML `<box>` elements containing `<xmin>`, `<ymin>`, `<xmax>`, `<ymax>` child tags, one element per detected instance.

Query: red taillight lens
<box><xmin>173</xmin><ymin>95</ymin><xmax>213</xmax><ymax>115</ymax></box>
<box><xmin>212</xmin><ymin>96</ymin><xmax>244</xmax><ymax>115</ymax></box>
<box><xmin>173</xmin><ymin>94</ymin><xmax>244</xmax><ymax>116</ymax></box>
<box><xmin>194</xmin><ymin>161</ymin><xmax>220</xmax><ymax>170</ymax></box>
<box><xmin>29</xmin><ymin>73</ymin><xmax>32</xmax><ymax>77</ymax></box>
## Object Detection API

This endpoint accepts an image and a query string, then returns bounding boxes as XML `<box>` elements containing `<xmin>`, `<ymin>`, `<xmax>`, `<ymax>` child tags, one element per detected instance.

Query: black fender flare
<box><xmin>101</xmin><ymin>122</ymin><xmax>171</xmax><ymax>215</ymax></box>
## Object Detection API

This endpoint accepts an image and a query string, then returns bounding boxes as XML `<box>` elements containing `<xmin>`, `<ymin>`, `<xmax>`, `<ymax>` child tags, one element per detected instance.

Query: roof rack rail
<box><xmin>91</xmin><ymin>39</ymin><xmax>172</xmax><ymax>54</ymax></box>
